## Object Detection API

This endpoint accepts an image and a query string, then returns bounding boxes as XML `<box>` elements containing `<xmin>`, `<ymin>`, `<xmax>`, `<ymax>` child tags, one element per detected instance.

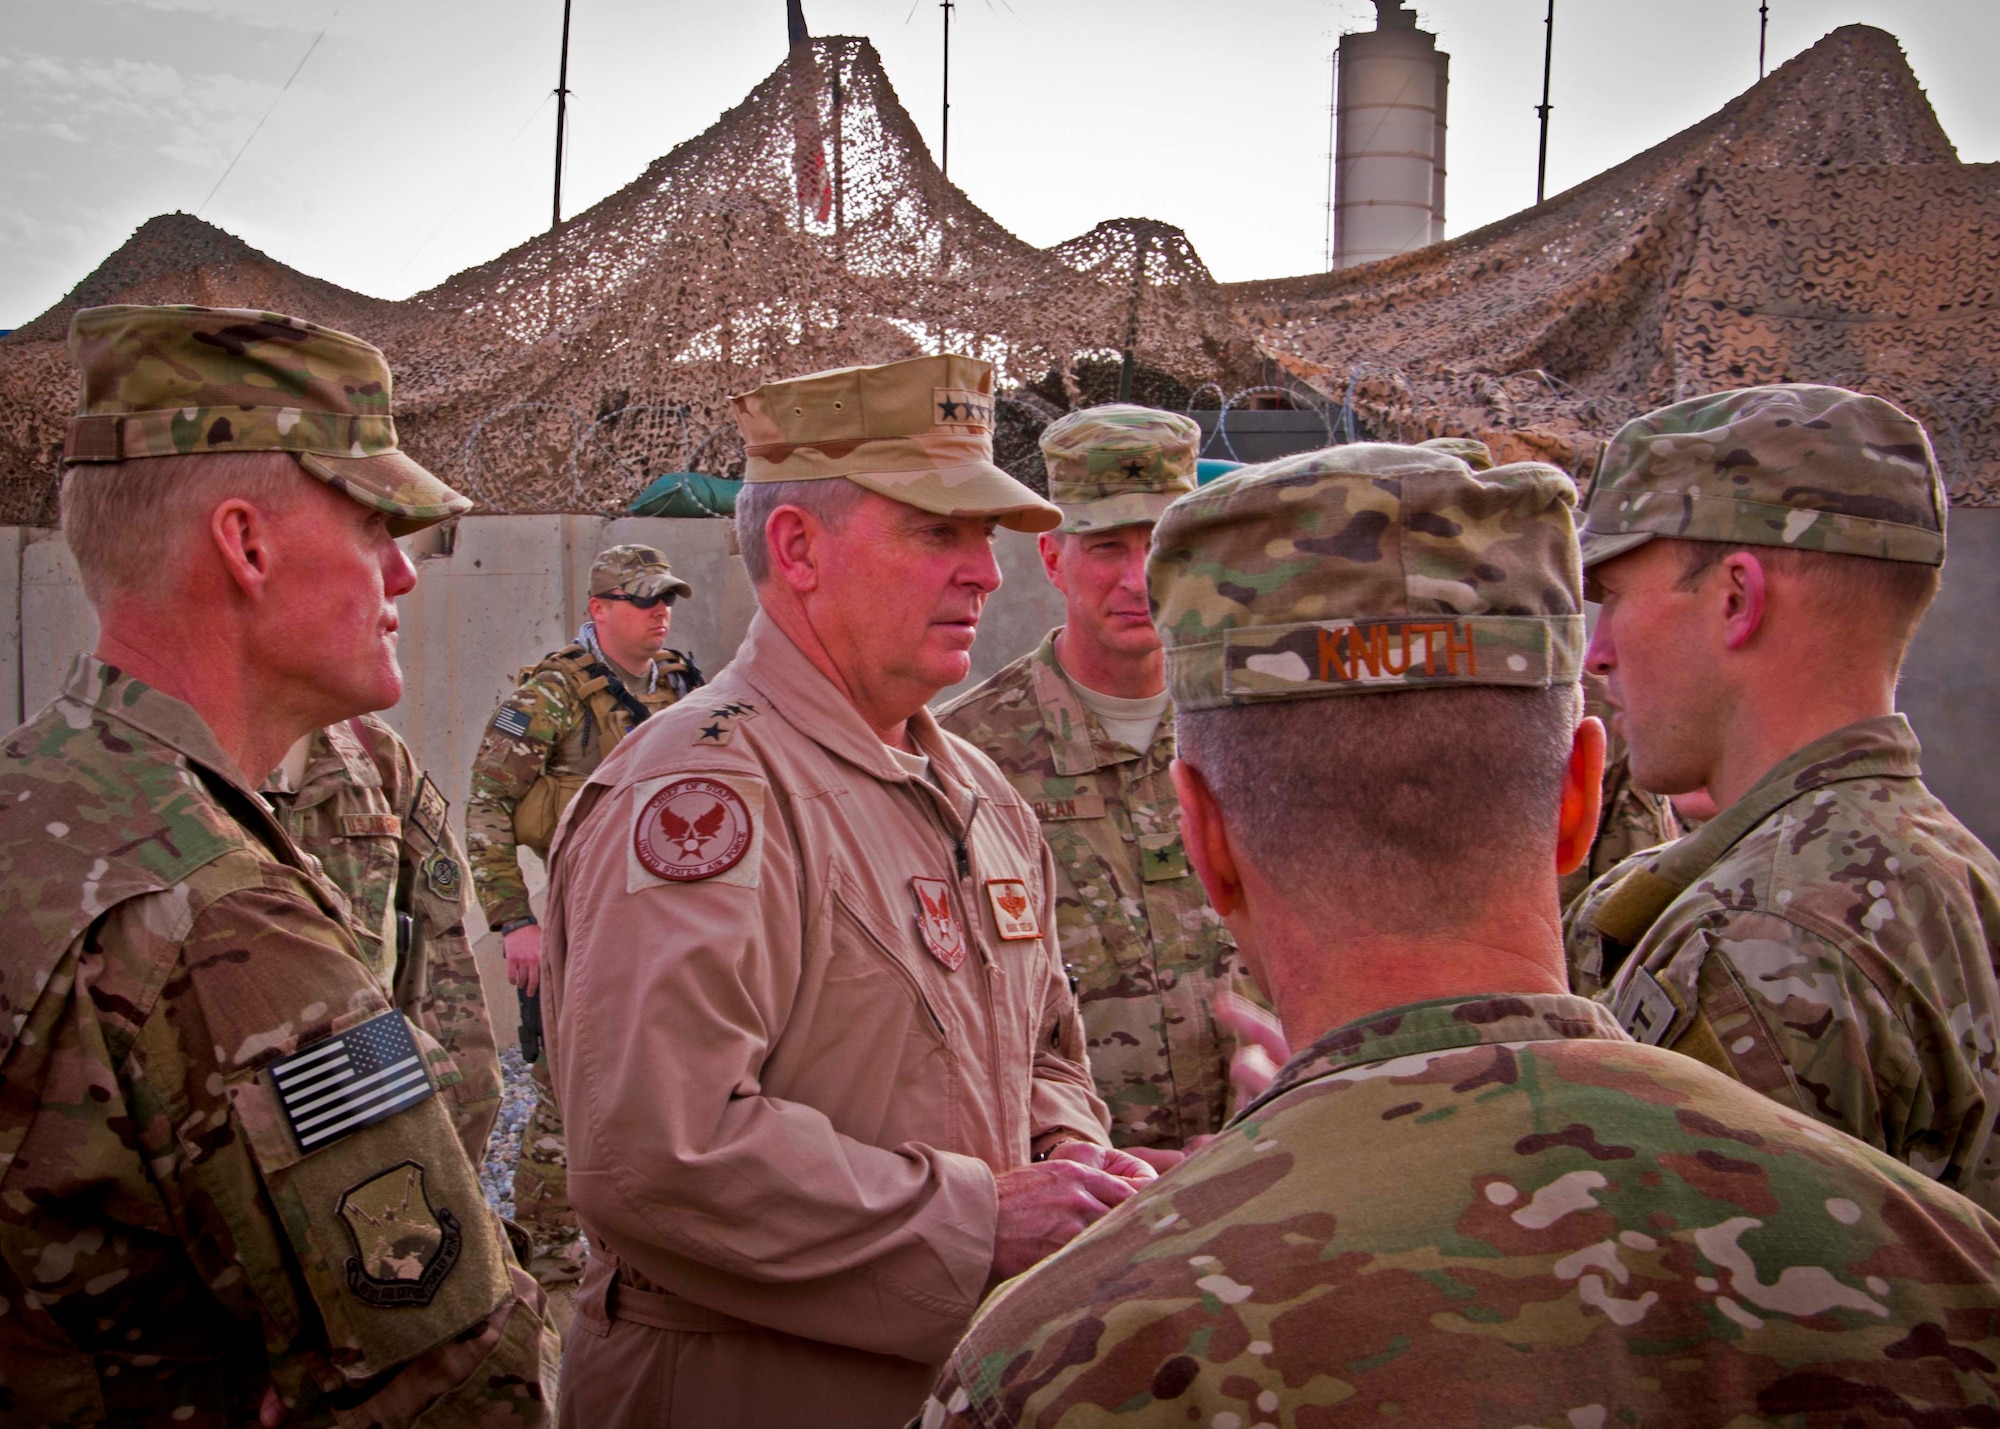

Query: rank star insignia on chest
<box><xmin>912</xmin><ymin>876</ymin><xmax>967</xmax><ymax>970</ymax></box>
<box><xmin>985</xmin><ymin>878</ymin><xmax>1040</xmax><ymax>941</ymax></box>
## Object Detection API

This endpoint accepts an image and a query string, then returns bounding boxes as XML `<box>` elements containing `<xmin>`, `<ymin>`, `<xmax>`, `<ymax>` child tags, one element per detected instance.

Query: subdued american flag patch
<box><xmin>271</xmin><ymin>1011</ymin><xmax>435</xmax><ymax>1153</ymax></box>
<box><xmin>491</xmin><ymin>706</ymin><xmax>532</xmax><ymax>739</ymax></box>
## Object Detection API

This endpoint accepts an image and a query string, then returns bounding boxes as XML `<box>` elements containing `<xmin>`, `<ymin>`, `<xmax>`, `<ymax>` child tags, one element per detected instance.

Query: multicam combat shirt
<box><xmin>1566</xmin><ymin>715</ymin><xmax>2000</xmax><ymax>1214</ymax></box>
<box><xmin>265</xmin><ymin>715</ymin><xmax>501</xmax><ymax>1166</ymax></box>
<box><xmin>939</xmin><ymin>631</ymin><xmax>1241</xmax><ymax>1150</ymax></box>
<box><xmin>0</xmin><ymin>658</ymin><xmax>554</xmax><ymax>1425</ymax></box>
<box><xmin>922</xmin><ymin>991</ymin><xmax>2000</xmax><ymax>1427</ymax></box>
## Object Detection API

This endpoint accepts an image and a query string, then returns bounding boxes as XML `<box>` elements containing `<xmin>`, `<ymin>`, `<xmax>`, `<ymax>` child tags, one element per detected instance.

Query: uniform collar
<box><xmin>260</xmin><ymin>719</ymin><xmax>382</xmax><ymax>809</ymax></box>
<box><xmin>1237</xmin><ymin>991</ymin><xmax>1628</xmax><ymax>1122</ymax></box>
<box><xmin>62</xmin><ymin>654</ymin><xmax>257</xmax><ymax>796</ymax></box>
<box><xmin>738</xmin><ymin>611</ymin><xmax>980</xmax><ymax>808</ymax></box>
<box><xmin>1026</xmin><ymin>628</ymin><xmax>1170</xmax><ymax>776</ymax></box>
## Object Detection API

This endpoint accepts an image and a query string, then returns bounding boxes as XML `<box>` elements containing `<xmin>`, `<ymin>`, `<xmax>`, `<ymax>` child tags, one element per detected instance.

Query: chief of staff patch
<box><xmin>634</xmin><ymin>776</ymin><xmax>753</xmax><ymax>881</ymax></box>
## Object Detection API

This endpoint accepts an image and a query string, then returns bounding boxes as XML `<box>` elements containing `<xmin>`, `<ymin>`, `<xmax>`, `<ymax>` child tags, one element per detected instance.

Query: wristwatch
<box><xmin>499</xmin><ymin>915</ymin><xmax>538</xmax><ymax>936</ymax></box>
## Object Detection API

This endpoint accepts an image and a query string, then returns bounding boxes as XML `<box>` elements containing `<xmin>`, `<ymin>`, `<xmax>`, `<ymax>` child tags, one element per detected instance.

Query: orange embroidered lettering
<box><xmin>1444</xmin><ymin>623</ymin><xmax>1477</xmax><ymax>676</ymax></box>
<box><xmin>1348</xmin><ymin>625</ymin><xmax>1382</xmax><ymax>678</ymax></box>
<box><xmin>1383</xmin><ymin>624</ymin><xmax>1415</xmax><ymax>676</ymax></box>
<box><xmin>1317</xmin><ymin>626</ymin><xmax>1352</xmax><ymax>681</ymax></box>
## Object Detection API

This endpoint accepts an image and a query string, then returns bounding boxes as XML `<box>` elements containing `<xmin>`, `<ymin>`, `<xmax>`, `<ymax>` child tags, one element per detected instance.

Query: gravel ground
<box><xmin>481</xmin><ymin>1046</ymin><xmax>534</xmax><ymax>1218</ymax></box>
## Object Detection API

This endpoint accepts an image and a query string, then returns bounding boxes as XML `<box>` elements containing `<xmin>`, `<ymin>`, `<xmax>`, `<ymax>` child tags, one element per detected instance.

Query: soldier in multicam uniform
<box><xmin>939</xmin><ymin>405</ymin><xmax>1239</xmax><ymax>1157</ymax></box>
<box><xmin>0</xmin><ymin>305</ymin><xmax>555</xmax><ymax>1423</ymax></box>
<box><xmin>920</xmin><ymin>440</ymin><xmax>2000</xmax><ymax>1428</ymax></box>
<box><xmin>264</xmin><ymin>713</ymin><xmax>502</xmax><ymax>1165</ymax></box>
<box><xmin>1564</xmin><ymin>384</ymin><xmax>2000</xmax><ymax>1211</ymax></box>
<box><xmin>465</xmin><ymin>544</ymin><xmax>702</xmax><ymax>1305</ymax></box>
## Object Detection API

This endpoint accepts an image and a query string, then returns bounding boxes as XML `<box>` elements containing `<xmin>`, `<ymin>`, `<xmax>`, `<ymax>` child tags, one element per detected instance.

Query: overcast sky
<box><xmin>4</xmin><ymin>0</ymin><xmax>1995</xmax><ymax>328</ymax></box>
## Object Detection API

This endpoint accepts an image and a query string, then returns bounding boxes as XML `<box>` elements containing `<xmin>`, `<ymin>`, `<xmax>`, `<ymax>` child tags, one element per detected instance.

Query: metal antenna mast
<box><xmin>551</xmin><ymin>0</ymin><xmax>573</xmax><ymax>228</ymax></box>
<box><xmin>1323</xmin><ymin>35</ymin><xmax>1338</xmax><ymax>271</ymax></box>
<box><xmin>940</xmin><ymin>0</ymin><xmax>955</xmax><ymax>176</ymax></box>
<box><xmin>1758</xmin><ymin>1</ymin><xmax>1770</xmax><ymax>78</ymax></box>
<box><xmin>1535</xmin><ymin>0</ymin><xmax>1555</xmax><ymax>205</ymax></box>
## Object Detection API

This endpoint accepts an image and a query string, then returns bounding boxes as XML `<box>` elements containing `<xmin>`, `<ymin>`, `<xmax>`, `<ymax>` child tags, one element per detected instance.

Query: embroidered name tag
<box><xmin>271</xmin><ymin>1010</ymin><xmax>434</xmax><ymax>1153</ymax></box>
<box><xmin>985</xmin><ymin>878</ymin><xmax>1040</xmax><ymax>941</ymax></box>
<box><xmin>913</xmin><ymin>876</ymin><xmax>967</xmax><ymax>970</ymax></box>
<box><xmin>339</xmin><ymin>814</ymin><xmax>402</xmax><ymax>838</ymax></box>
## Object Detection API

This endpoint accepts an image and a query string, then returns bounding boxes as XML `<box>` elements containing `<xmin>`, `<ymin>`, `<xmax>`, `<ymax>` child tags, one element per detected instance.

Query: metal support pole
<box><xmin>551</xmin><ymin>0</ymin><xmax>573</xmax><ymax>229</ymax></box>
<box><xmin>1324</xmin><ymin>38</ymin><xmax>1338</xmax><ymax>271</ymax></box>
<box><xmin>1759</xmin><ymin>1</ymin><xmax>1770</xmax><ymax>78</ymax></box>
<box><xmin>1117</xmin><ymin>232</ymin><xmax>1148</xmax><ymax>402</ymax></box>
<box><xmin>940</xmin><ymin>0</ymin><xmax>954</xmax><ymax>176</ymax></box>
<box><xmin>1535</xmin><ymin>0</ymin><xmax>1554</xmax><ymax>205</ymax></box>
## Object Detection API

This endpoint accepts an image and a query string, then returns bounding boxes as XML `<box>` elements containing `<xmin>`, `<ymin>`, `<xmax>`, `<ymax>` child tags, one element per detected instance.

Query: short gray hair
<box><xmin>61</xmin><ymin>450</ymin><xmax>302</xmax><ymax>606</ymax></box>
<box><xmin>734</xmin><ymin>477</ymin><xmax>868</xmax><ymax>585</ymax></box>
<box><xmin>1176</xmin><ymin>685</ymin><xmax>1581</xmax><ymax>930</ymax></box>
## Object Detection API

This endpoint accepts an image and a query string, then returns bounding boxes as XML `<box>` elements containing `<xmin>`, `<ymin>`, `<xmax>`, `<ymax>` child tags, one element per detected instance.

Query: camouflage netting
<box><xmin>2</xmin><ymin>24</ymin><xmax>1995</xmax><ymax>524</ymax></box>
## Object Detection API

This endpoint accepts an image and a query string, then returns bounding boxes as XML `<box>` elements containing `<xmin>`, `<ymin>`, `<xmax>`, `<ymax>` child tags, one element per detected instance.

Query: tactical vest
<box><xmin>511</xmin><ymin>643</ymin><xmax>701</xmax><ymax>854</ymax></box>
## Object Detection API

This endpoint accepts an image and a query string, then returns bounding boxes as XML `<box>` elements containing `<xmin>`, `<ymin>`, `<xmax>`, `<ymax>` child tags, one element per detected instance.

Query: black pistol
<box><xmin>517</xmin><ymin>988</ymin><xmax>543</xmax><ymax>1064</ymax></box>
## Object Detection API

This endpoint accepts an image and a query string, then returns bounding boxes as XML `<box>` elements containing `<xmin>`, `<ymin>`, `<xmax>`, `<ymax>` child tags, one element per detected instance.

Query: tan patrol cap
<box><xmin>1040</xmin><ymin>404</ymin><xmax>1201</xmax><ymax>534</ymax></box>
<box><xmin>62</xmin><ymin>305</ymin><xmax>470</xmax><ymax>537</ymax></box>
<box><xmin>590</xmin><ymin>545</ymin><xmax>693</xmax><ymax>600</ymax></box>
<box><xmin>729</xmin><ymin>354</ymin><xmax>1060</xmax><ymax>533</ymax></box>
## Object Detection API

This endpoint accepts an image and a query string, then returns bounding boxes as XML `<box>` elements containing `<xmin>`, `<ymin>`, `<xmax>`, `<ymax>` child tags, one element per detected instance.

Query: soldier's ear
<box><xmin>1555</xmin><ymin>714</ymin><xmax>1608</xmax><ymax>878</ymax></box>
<box><xmin>1172</xmin><ymin>757</ymin><xmax>1242</xmax><ymax>918</ymax></box>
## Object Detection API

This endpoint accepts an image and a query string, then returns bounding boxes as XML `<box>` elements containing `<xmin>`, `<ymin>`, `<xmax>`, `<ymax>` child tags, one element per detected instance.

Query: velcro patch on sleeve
<box><xmin>270</xmin><ymin>1010</ymin><xmax>435</xmax><ymax>1153</ymax></box>
<box><xmin>627</xmin><ymin>773</ymin><xmax>766</xmax><ymax>892</ymax></box>
<box><xmin>490</xmin><ymin>706</ymin><xmax>533</xmax><ymax>740</ymax></box>
<box><xmin>407</xmin><ymin>773</ymin><xmax>448</xmax><ymax>845</ymax></box>
<box><xmin>338</xmin><ymin>814</ymin><xmax>402</xmax><ymax>838</ymax></box>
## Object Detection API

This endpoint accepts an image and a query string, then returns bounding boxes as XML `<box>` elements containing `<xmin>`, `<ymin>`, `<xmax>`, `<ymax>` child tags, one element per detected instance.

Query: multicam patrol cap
<box><xmin>1580</xmin><ymin>383</ymin><xmax>1946</xmax><ymax>569</ymax></box>
<box><xmin>1040</xmin><ymin>403</ymin><xmax>1201</xmax><ymax>534</ymax></box>
<box><xmin>1417</xmin><ymin>435</ymin><xmax>1495</xmax><ymax>471</ymax></box>
<box><xmin>1148</xmin><ymin>442</ymin><xmax>1585</xmax><ymax>713</ymax></box>
<box><xmin>590</xmin><ymin>544</ymin><xmax>693</xmax><ymax>600</ymax></box>
<box><xmin>62</xmin><ymin>305</ymin><xmax>470</xmax><ymax>536</ymax></box>
<box><xmin>729</xmin><ymin>354</ymin><xmax>1059</xmax><ymax>532</ymax></box>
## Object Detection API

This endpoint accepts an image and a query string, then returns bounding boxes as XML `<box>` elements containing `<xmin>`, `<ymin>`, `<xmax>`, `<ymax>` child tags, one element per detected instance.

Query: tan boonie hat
<box><xmin>1040</xmin><ymin>404</ymin><xmax>1201</xmax><ymax>534</ymax></box>
<box><xmin>1148</xmin><ymin>442</ymin><xmax>1585</xmax><ymax>712</ymax></box>
<box><xmin>1418</xmin><ymin>435</ymin><xmax>1495</xmax><ymax>471</ymax></box>
<box><xmin>62</xmin><ymin>305</ymin><xmax>469</xmax><ymax>537</ymax></box>
<box><xmin>729</xmin><ymin>354</ymin><xmax>1059</xmax><ymax>533</ymax></box>
<box><xmin>590</xmin><ymin>544</ymin><xmax>693</xmax><ymax>600</ymax></box>
<box><xmin>1580</xmin><ymin>383</ymin><xmax>1946</xmax><ymax>569</ymax></box>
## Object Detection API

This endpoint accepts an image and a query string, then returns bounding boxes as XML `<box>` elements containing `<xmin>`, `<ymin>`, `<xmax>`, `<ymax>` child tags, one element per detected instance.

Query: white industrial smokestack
<box><xmin>1333</xmin><ymin>1</ymin><xmax>1449</xmax><ymax>269</ymax></box>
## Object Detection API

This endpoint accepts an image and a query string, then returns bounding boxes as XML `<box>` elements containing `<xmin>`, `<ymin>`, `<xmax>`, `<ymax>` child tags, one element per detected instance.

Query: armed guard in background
<box><xmin>466</xmin><ymin>544</ymin><xmax>702</xmax><ymax>1312</ymax></box>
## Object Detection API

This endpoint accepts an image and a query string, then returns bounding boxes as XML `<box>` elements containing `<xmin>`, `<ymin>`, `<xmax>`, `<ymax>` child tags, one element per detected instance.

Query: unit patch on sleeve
<box><xmin>984</xmin><ymin>878</ymin><xmax>1040</xmax><ymax>941</ymax></box>
<box><xmin>913</xmin><ymin>876</ymin><xmax>967</xmax><ymax>970</ymax></box>
<box><xmin>271</xmin><ymin>1010</ymin><xmax>435</xmax><ymax>1153</ymax></box>
<box><xmin>632</xmin><ymin>776</ymin><xmax>755</xmax><ymax>882</ymax></box>
<box><xmin>336</xmin><ymin>1160</ymin><xmax>463</xmax><ymax>1308</ymax></box>
<box><xmin>407</xmin><ymin>773</ymin><xmax>449</xmax><ymax>846</ymax></box>
<box><xmin>423</xmin><ymin>850</ymin><xmax>462</xmax><ymax>901</ymax></box>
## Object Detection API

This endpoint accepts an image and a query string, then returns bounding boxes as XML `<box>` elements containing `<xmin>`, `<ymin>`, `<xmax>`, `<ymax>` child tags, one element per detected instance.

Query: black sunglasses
<box><xmin>599</xmin><ymin>592</ymin><xmax>677</xmax><ymax>610</ymax></box>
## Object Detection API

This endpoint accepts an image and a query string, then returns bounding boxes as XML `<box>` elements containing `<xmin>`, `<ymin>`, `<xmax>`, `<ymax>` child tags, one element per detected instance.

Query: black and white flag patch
<box><xmin>490</xmin><ymin>705</ymin><xmax>533</xmax><ymax>740</ymax></box>
<box><xmin>272</xmin><ymin>1010</ymin><xmax>435</xmax><ymax>1153</ymax></box>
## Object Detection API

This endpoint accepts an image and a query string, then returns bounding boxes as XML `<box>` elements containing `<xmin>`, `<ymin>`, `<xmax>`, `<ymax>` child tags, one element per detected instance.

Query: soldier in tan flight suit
<box><xmin>541</xmin><ymin>354</ymin><xmax>1149</xmax><ymax>1429</ymax></box>
<box><xmin>265</xmin><ymin>713</ymin><xmax>502</xmax><ymax>1164</ymax></box>
<box><xmin>466</xmin><ymin>545</ymin><xmax>702</xmax><ymax>1310</ymax></box>
<box><xmin>940</xmin><ymin>405</ymin><xmax>1240</xmax><ymax>1157</ymax></box>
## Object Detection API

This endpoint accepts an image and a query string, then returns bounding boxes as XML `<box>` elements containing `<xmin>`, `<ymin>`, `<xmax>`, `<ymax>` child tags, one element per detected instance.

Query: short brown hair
<box><xmin>61</xmin><ymin>451</ymin><xmax>302</xmax><ymax>606</ymax></box>
<box><xmin>1176</xmin><ymin>686</ymin><xmax>1579</xmax><ymax>929</ymax></box>
<box><xmin>734</xmin><ymin>477</ymin><xmax>867</xmax><ymax>586</ymax></box>
<box><xmin>1672</xmin><ymin>540</ymin><xmax>1939</xmax><ymax>652</ymax></box>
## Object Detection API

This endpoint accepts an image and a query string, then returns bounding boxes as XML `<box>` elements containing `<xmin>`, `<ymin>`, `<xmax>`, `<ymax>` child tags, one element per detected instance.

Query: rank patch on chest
<box><xmin>336</xmin><ymin>1160</ymin><xmax>463</xmax><ymax>1308</ymax></box>
<box><xmin>270</xmin><ymin>1010</ymin><xmax>434</xmax><ymax>1154</ymax></box>
<box><xmin>408</xmin><ymin>773</ymin><xmax>449</xmax><ymax>845</ymax></box>
<box><xmin>634</xmin><ymin>776</ymin><xmax>754</xmax><ymax>881</ymax></box>
<box><xmin>985</xmin><ymin>878</ymin><xmax>1040</xmax><ymax>941</ymax></box>
<box><xmin>912</xmin><ymin>876</ymin><xmax>966</xmax><ymax>970</ymax></box>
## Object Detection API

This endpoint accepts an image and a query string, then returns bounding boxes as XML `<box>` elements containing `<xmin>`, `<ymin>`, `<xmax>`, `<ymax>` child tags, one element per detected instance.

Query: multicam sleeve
<box><xmin>1027</xmin><ymin>839</ymin><xmax>1113</xmax><ymax>1151</ymax></box>
<box><xmin>465</xmin><ymin>673</ymin><xmax>571</xmax><ymax>929</ymax></box>
<box><xmin>1685</xmin><ymin>912</ymin><xmax>1962</xmax><ymax>1191</ymax></box>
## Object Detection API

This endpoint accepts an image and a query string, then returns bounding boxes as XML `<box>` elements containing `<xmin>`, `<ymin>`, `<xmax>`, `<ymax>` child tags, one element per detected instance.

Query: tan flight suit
<box><xmin>541</xmin><ymin>613</ymin><xmax>1111</xmax><ymax>1429</ymax></box>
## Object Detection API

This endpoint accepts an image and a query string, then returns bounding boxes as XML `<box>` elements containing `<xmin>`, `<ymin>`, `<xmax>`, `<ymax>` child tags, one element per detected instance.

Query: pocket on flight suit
<box><xmin>219</xmin><ymin>1005</ymin><xmax>510</xmax><ymax>1382</ymax></box>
